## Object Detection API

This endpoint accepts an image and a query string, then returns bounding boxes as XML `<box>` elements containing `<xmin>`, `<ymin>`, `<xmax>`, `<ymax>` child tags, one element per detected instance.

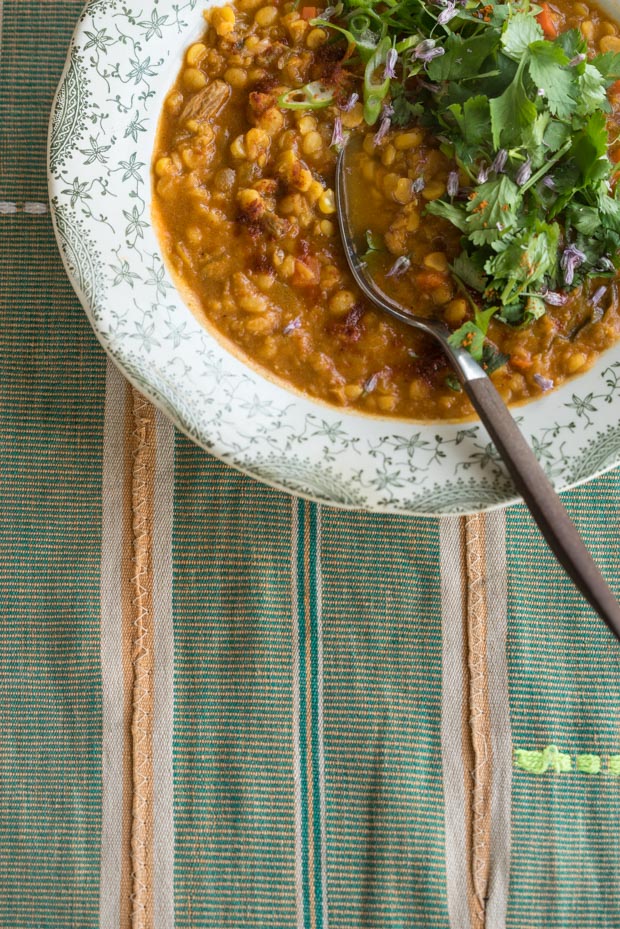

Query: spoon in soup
<box><xmin>336</xmin><ymin>136</ymin><xmax>620</xmax><ymax>643</ymax></box>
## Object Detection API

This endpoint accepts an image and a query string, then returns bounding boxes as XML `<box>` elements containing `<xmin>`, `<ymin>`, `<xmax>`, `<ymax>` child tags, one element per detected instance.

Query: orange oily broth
<box><xmin>153</xmin><ymin>0</ymin><xmax>620</xmax><ymax>421</ymax></box>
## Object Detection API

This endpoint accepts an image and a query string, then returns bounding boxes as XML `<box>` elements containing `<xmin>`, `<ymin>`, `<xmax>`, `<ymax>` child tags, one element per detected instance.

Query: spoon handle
<box><xmin>461</xmin><ymin>370</ymin><xmax>620</xmax><ymax>642</ymax></box>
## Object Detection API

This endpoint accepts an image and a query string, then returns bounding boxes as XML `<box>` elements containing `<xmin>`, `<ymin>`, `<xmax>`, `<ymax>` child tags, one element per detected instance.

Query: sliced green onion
<box><xmin>278</xmin><ymin>82</ymin><xmax>335</xmax><ymax>110</ymax></box>
<box><xmin>363</xmin><ymin>36</ymin><xmax>391</xmax><ymax>124</ymax></box>
<box><xmin>310</xmin><ymin>17</ymin><xmax>378</xmax><ymax>60</ymax></box>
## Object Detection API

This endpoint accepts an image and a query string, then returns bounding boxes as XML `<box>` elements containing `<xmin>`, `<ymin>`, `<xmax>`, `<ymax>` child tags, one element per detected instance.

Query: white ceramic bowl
<box><xmin>48</xmin><ymin>0</ymin><xmax>620</xmax><ymax>514</ymax></box>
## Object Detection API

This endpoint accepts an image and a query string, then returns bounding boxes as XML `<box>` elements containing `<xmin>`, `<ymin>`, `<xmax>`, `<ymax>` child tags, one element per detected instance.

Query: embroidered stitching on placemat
<box><xmin>0</xmin><ymin>200</ymin><xmax>48</xmax><ymax>214</ymax></box>
<box><xmin>464</xmin><ymin>513</ymin><xmax>492</xmax><ymax>929</ymax></box>
<box><xmin>129</xmin><ymin>388</ymin><xmax>156</xmax><ymax>929</ymax></box>
<box><xmin>515</xmin><ymin>744</ymin><xmax>620</xmax><ymax>774</ymax></box>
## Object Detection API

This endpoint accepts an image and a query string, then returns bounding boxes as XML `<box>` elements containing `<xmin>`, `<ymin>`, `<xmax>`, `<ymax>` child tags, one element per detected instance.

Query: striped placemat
<box><xmin>2</xmin><ymin>1</ymin><xmax>620</xmax><ymax>926</ymax></box>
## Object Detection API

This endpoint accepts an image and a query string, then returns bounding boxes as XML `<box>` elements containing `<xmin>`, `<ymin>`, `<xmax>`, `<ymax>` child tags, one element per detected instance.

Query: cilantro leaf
<box><xmin>501</xmin><ymin>12</ymin><xmax>544</xmax><ymax>60</ymax></box>
<box><xmin>425</xmin><ymin>199</ymin><xmax>470</xmax><ymax>233</ymax></box>
<box><xmin>521</xmin><ymin>112</ymin><xmax>552</xmax><ymax>167</ymax></box>
<box><xmin>557</xmin><ymin>28</ymin><xmax>587</xmax><ymax>61</ymax></box>
<box><xmin>572</xmin><ymin>110</ymin><xmax>610</xmax><ymax>186</ymax></box>
<box><xmin>489</xmin><ymin>63</ymin><xmax>538</xmax><ymax>147</ymax></box>
<box><xmin>475</xmin><ymin>304</ymin><xmax>499</xmax><ymax>334</ymax></box>
<box><xmin>465</xmin><ymin>175</ymin><xmax>521</xmax><ymax>245</ymax></box>
<box><xmin>447</xmin><ymin>321</ymin><xmax>485</xmax><ymax>362</ymax></box>
<box><xmin>575</xmin><ymin>63</ymin><xmax>610</xmax><ymax>117</ymax></box>
<box><xmin>565</xmin><ymin>202</ymin><xmax>603</xmax><ymax>235</ymax></box>
<box><xmin>527</xmin><ymin>41</ymin><xmax>575</xmax><ymax>119</ymax></box>
<box><xmin>446</xmin><ymin>96</ymin><xmax>491</xmax><ymax>148</ymax></box>
<box><xmin>451</xmin><ymin>251</ymin><xmax>487</xmax><ymax>292</ymax></box>
<box><xmin>544</xmin><ymin>118</ymin><xmax>570</xmax><ymax>152</ymax></box>
<box><xmin>390</xmin><ymin>84</ymin><xmax>424</xmax><ymax>128</ymax></box>
<box><xmin>523</xmin><ymin>295</ymin><xmax>547</xmax><ymax>321</ymax></box>
<box><xmin>592</xmin><ymin>50</ymin><xmax>620</xmax><ymax>82</ymax></box>
<box><xmin>427</xmin><ymin>33</ymin><xmax>500</xmax><ymax>82</ymax></box>
<box><xmin>597</xmin><ymin>189</ymin><xmax>620</xmax><ymax>232</ymax></box>
<box><xmin>485</xmin><ymin>220</ymin><xmax>561</xmax><ymax>304</ymax></box>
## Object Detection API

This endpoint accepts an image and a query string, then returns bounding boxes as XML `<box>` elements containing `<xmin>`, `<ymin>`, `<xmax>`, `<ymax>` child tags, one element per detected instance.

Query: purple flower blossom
<box><xmin>437</xmin><ymin>1</ymin><xmax>458</xmax><ymax>24</ymax></box>
<box><xmin>592</xmin><ymin>285</ymin><xmax>607</xmax><ymax>306</ymax></box>
<box><xmin>331</xmin><ymin>115</ymin><xmax>344</xmax><ymax>148</ymax></box>
<box><xmin>340</xmin><ymin>92</ymin><xmax>359</xmax><ymax>112</ymax></box>
<box><xmin>414</xmin><ymin>39</ymin><xmax>445</xmax><ymax>62</ymax></box>
<box><xmin>534</xmin><ymin>373</ymin><xmax>554</xmax><ymax>391</ymax></box>
<box><xmin>412</xmin><ymin>177</ymin><xmax>425</xmax><ymax>193</ymax></box>
<box><xmin>491</xmin><ymin>149</ymin><xmax>507</xmax><ymax>173</ymax></box>
<box><xmin>373</xmin><ymin>116</ymin><xmax>391</xmax><ymax>145</ymax></box>
<box><xmin>542</xmin><ymin>289</ymin><xmax>568</xmax><ymax>306</ymax></box>
<box><xmin>384</xmin><ymin>48</ymin><xmax>398</xmax><ymax>80</ymax></box>
<box><xmin>447</xmin><ymin>171</ymin><xmax>459</xmax><ymax>197</ymax></box>
<box><xmin>515</xmin><ymin>157</ymin><xmax>532</xmax><ymax>186</ymax></box>
<box><xmin>477</xmin><ymin>163</ymin><xmax>489</xmax><ymax>184</ymax></box>
<box><xmin>542</xmin><ymin>175</ymin><xmax>556</xmax><ymax>190</ymax></box>
<box><xmin>561</xmin><ymin>245</ymin><xmax>587</xmax><ymax>286</ymax></box>
<box><xmin>283</xmin><ymin>317</ymin><xmax>301</xmax><ymax>334</ymax></box>
<box><xmin>569</xmin><ymin>52</ymin><xmax>586</xmax><ymax>66</ymax></box>
<box><xmin>386</xmin><ymin>255</ymin><xmax>411</xmax><ymax>277</ymax></box>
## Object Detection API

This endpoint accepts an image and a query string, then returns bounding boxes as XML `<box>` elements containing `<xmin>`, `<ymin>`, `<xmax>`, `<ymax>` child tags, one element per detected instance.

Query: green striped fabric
<box><xmin>320</xmin><ymin>509</ymin><xmax>448</xmax><ymax>927</ymax></box>
<box><xmin>0</xmin><ymin>1</ymin><xmax>84</xmax><ymax>202</ymax></box>
<box><xmin>506</xmin><ymin>472</ymin><xmax>620</xmax><ymax>927</ymax></box>
<box><xmin>0</xmin><ymin>218</ymin><xmax>106</xmax><ymax>925</ymax></box>
<box><xmin>173</xmin><ymin>451</ymin><xmax>298</xmax><ymax>927</ymax></box>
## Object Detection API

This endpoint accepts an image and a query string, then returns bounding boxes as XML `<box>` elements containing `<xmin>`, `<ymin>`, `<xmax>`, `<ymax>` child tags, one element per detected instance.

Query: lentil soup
<box><xmin>153</xmin><ymin>0</ymin><xmax>620</xmax><ymax>420</ymax></box>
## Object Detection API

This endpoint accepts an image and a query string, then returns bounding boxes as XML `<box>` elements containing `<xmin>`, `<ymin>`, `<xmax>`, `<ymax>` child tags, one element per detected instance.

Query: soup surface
<box><xmin>153</xmin><ymin>0</ymin><xmax>620</xmax><ymax>420</ymax></box>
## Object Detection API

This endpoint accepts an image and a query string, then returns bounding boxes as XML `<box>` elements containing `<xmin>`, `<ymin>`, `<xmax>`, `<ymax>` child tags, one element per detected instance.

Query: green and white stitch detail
<box><xmin>515</xmin><ymin>744</ymin><xmax>620</xmax><ymax>775</ymax></box>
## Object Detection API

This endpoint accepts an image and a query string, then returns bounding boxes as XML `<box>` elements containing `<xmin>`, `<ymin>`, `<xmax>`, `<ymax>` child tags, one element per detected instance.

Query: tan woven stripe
<box><xmin>99</xmin><ymin>361</ymin><xmax>132</xmax><ymax>928</ymax></box>
<box><xmin>439</xmin><ymin>517</ymin><xmax>472</xmax><ymax>929</ymax></box>
<box><xmin>151</xmin><ymin>407</ymin><xmax>175</xmax><ymax>929</ymax></box>
<box><xmin>483</xmin><ymin>509</ymin><xmax>512</xmax><ymax>929</ymax></box>
<box><xmin>459</xmin><ymin>517</ymin><xmax>477</xmax><ymax>929</ymax></box>
<box><xmin>464</xmin><ymin>514</ymin><xmax>492</xmax><ymax>929</ymax></box>
<box><xmin>121</xmin><ymin>383</ymin><xmax>139</xmax><ymax>929</ymax></box>
<box><xmin>129</xmin><ymin>388</ymin><xmax>157</xmax><ymax>929</ymax></box>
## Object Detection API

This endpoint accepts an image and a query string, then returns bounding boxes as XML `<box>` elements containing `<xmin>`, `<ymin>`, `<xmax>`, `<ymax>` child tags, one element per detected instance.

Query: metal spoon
<box><xmin>336</xmin><ymin>138</ymin><xmax>620</xmax><ymax>643</ymax></box>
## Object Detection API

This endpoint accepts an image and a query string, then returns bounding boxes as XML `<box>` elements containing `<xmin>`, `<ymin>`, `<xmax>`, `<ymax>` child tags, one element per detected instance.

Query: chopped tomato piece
<box><xmin>301</xmin><ymin>6</ymin><xmax>318</xmax><ymax>20</ymax></box>
<box><xmin>536</xmin><ymin>3</ymin><xmax>559</xmax><ymax>39</ymax></box>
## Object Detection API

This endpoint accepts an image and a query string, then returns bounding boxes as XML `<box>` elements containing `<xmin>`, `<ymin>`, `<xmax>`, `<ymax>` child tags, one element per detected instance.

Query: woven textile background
<box><xmin>1</xmin><ymin>2</ymin><xmax>620</xmax><ymax>927</ymax></box>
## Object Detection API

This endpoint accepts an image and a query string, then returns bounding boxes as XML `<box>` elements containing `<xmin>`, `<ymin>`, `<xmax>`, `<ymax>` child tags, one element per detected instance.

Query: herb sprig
<box><xmin>303</xmin><ymin>0</ymin><xmax>620</xmax><ymax>353</ymax></box>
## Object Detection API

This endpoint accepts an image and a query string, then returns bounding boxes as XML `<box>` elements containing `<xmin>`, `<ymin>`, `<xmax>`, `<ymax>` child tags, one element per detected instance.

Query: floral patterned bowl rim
<box><xmin>48</xmin><ymin>0</ymin><xmax>620</xmax><ymax>516</ymax></box>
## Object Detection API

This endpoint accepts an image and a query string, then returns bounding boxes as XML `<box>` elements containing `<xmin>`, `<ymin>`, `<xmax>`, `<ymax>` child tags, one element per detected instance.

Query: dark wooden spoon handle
<box><xmin>462</xmin><ymin>374</ymin><xmax>620</xmax><ymax>642</ymax></box>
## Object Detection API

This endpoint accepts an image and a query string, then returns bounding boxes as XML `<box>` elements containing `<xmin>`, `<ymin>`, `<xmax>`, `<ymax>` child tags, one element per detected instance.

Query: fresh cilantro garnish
<box><xmin>309</xmin><ymin>0</ymin><xmax>620</xmax><ymax>362</ymax></box>
<box><xmin>391</xmin><ymin>83</ymin><xmax>424</xmax><ymax>127</ymax></box>
<box><xmin>448</xmin><ymin>321</ymin><xmax>486</xmax><ymax>362</ymax></box>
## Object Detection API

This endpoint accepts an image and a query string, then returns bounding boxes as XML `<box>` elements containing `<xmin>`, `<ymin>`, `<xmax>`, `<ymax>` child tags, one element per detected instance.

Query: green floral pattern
<box><xmin>48</xmin><ymin>0</ymin><xmax>620</xmax><ymax>514</ymax></box>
